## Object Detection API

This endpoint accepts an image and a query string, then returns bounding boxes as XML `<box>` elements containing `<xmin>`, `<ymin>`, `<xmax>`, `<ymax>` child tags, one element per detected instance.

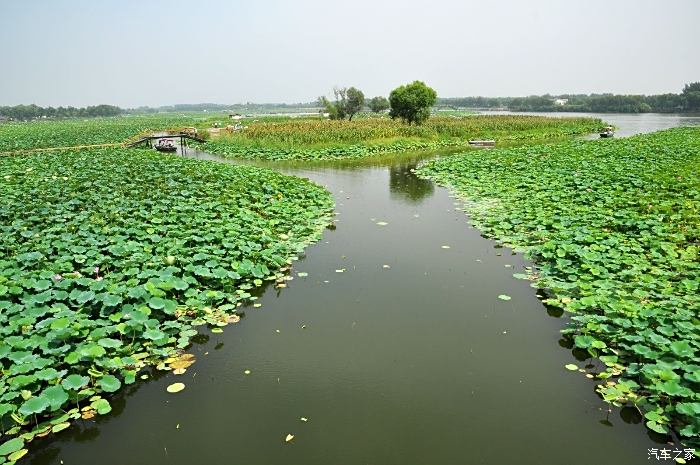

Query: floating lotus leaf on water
<box><xmin>91</xmin><ymin>399</ymin><xmax>112</xmax><ymax>415</ymax></box>
<box><xmin>166</xmin><ymin>383</ymin><xmax>186</xmax><ymax>394</ymax></box>
<box><xmin>169</xmin><ymin>354</ymin><xmax>196</xmax><ymax>371</ymax></box>
<box><xmin>51</xmin><ymin>422</ymin><xmax>71</xmax><ymax>433</ymax></box>
<box><xmin>497</xmin><ymin>295</ymin><xmax>512</xmax><ymax>301</ymax></box>
<box><xmin>0</xmin><ymin>438</ymin><xmax>24</xmax><ymax>456</ymax></box>
<box><xmin>8</xmin><ymin>448</ymin><xmax>29</xmax><ymax>461</ymax></box>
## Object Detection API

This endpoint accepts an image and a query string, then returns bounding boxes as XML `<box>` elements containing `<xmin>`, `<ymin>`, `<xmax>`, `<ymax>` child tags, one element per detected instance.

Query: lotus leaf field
<box><xmin>0</xmin><ymin>149</ymin><xmax>334</xmax><ymax>457</ymax></box>
<box><xmin>0</xmin><ymin>114</ymin><xmax>602</xmax><ymax>161</ymax></box>
<box><xmin>418</xmin><ymin>127</ymin><xmax>700</xmax><ymax>449</ymax></box>
<box><xmin>0</xmin><ymin>115</ymin><xmax>208</xmax><ymax>152</ymax></box>
<box><xmin>201</xmin><ymin>115</ymin><xmax>602</xmax><ymax>161</ymax></box>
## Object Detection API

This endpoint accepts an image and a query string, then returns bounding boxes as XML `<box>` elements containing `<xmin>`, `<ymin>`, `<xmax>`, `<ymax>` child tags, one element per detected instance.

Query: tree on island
<box><xmin>368</xmin><ymin>96</ymin><xmax>390</xmax><ymax>113</ymax></box>
<box><xmin>318</xmin><ymin>87</ymin><xmax>365</xmax><ymax>121</ymax></box>
<box><xmin>389</xmin><ymin>81</ymin><xmax>437</xmax><ymax>125</ymax></box>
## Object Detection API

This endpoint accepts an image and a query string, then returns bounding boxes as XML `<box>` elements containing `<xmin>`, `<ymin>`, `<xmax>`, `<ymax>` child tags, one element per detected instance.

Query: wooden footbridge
<box><xmin>126</xmin><ymin>132</ymin><xmax>206</xmax><ymax>154</ymax></box>
<box><xmin>0</xmin><ymin>132</ymin><xmax>206</xmax><ymax>157</ymax></box>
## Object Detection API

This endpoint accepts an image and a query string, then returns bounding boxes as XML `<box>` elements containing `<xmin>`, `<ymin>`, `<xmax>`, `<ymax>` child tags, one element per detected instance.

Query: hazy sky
<box><xmin>1</xmin><ymin>0</ymin><xmax>698</xmax><ymax>107</ymax></box>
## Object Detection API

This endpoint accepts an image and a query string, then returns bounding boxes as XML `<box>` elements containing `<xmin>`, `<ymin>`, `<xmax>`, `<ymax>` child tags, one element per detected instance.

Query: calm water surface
<box><xmin>24</xmin><ymin>114</ymin><xmax>700</xmax><ymax>465</ymax></box>
<box><xmin>490</xmin><ymin>110</ymin><xmax>700</xmax><ymax>138</ymax></box>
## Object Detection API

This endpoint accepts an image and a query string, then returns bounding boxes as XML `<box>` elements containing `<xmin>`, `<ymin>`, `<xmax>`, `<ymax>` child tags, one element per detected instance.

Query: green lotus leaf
<box><xmin>52</xmin><ymin>422</ymin><xmax>71</xmax><ymax>433</ymax></box>
<box><xmin>148</xmin><ymin>297</ymin><xmax>167</xmax><ymax>310</ymax></box>
<box><xmin>79</xmin><ymin>344</ymin><xmax>106</xmax><ymax>359</ymax></box>
<box><xmin>18</xmin><ymin>395</ymin><xmax>50</xmax><ymax>416</ymax></box>
<box><xmin>75</xmin><ymin>290</ymin><xmax>96</xmax><ymax>305</ymax></box>
<box><xmin>669</xmin><ymin>341</ymin><xmax>694</xmax><ymax>358</ymax></box>
<box><xmin>143</xmin><ymin>329</ymin><xmax>166</xmax><ymax>340</ymax></box>
<box><xmin>50</xmin><ymin>318</ymin><xmax>71</xmax><ymax>330</ymax></box>
<box><xmin>61</xmin><ymin>374</ymin><xmax>89</xmax><ymax>391</ymax></box>
<box><xmin>103</xmin><ymin>294</ymin><xmax>123</xmax><ymax>307</ymax></box>
<box><xmin>43</xmin><ymin>385</ymin><xmax>69</xmax><ymax>410</ymax></box>
<box><xmin>0</xmin><ymin>437</ymin><xmax>25</xmax><ymax>456</ymax></box>
<box><xmin>98</xmin><ymin>375</ymin><xmax>121</xmax><ymax>393</ymax></box>
<box><xmin>97</xmin><ymin>338</ymin><xmax>122</xmax><ymax>349</ymax></box>
<box><xmin>0</xmin><ymin>403</ymin><xmax>14</xmax><ymax>417</ymax></box>
<box><xmin>676</xmin><ymin>402</ymin><xmax>700</xmax><ymax>416</ymax></box>
<box><xmin>92</xmin><ymin>398</ymin><xmax>112</xmax><ymax>415</ymax></box>
<box><xmin>33</xmin><ymin>280</ymin><xmax>51</xmax><ymax>291</ymax></box>
<box><xmin>573</xmin><ymin>335</ymin><xmax>596</xmax><ymax>349</ymax></box>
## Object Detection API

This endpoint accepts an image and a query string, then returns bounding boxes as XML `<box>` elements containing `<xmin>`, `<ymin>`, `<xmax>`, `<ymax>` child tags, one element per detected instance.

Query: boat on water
<box><xmin>599</xmin><ymin>126</ymin><xmax>614</xmax><ymax>138</ymax></box>
<box><xmin>155</xmin><ymin>139</ymin><xmax>177</xmax><ymax>152</ymax></box>
<box><xmin>468</xmin><ymin>139</ymin><xmax>496</xmax><ymax>147</ymax></box>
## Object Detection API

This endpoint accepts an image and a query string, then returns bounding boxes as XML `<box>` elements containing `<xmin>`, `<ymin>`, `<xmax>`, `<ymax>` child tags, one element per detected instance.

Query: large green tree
<box><xmin>389</xmin><ymin>81</ymin><xmax>437</xmax><ymax>125</ymax></box>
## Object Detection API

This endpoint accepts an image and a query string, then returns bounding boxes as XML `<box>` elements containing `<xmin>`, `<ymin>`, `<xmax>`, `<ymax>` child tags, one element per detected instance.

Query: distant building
<box><xmin>229</xmin><ymin>113</ymin><xmax>242</xmax><ymax>120</ymax></box>
<box><xmin>554</xmin><ymin>98</ymin><xmax>569</xmax><ymax>106</ymax></box>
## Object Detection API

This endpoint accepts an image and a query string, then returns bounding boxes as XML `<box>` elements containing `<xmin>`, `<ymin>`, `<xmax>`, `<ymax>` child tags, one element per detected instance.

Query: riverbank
<box><xmin>0</xmin><ymin>148</ymin><xmax>334</xmax><ymax>459</ymax></box>
<box><xmin>418</xmin><ymin>127</ymin><xmax>700</xmax><ymax>451</ymax></box>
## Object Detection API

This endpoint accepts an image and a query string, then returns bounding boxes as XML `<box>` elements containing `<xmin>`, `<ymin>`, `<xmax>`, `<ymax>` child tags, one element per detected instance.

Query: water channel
<box><xmin>25</xmin><ymin>113</ymin><xmax>700</xmax><ymax>465</ymax></box>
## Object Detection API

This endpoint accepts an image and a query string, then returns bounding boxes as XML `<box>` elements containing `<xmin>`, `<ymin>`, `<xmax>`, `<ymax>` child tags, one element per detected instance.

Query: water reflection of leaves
<box><xmin>388</xmin><ymin>164</ymin><xmax>434</xmax><ymax>204</ymax></box>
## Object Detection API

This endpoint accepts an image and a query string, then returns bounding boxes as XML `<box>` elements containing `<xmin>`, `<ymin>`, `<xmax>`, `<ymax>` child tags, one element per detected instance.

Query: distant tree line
<box><xmin>437</xmin><ymin>83</ymin><xmax>700</xmax><ymax>113</ymax></box>
<box><xmin>129</xmin><ymin>102</ymin><xmax>318</xmax><ymax>114</ymax></box>
<box><xmin>0</xmin><ymin>104</ymin><xmax>122</xmax><ymax>121</ymax></box>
